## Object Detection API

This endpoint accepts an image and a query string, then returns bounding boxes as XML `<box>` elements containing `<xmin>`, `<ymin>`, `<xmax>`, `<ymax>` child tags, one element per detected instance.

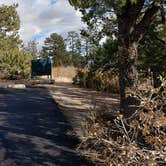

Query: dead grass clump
<box><xmin>52</xmin><ymin>66</ymin><xmax>77</xmax><ymax>79</ymax></box>
<box><xmin>78</xmin><ymin>79</ymin><xmax>166</xmax><ymax>166</ymax></box>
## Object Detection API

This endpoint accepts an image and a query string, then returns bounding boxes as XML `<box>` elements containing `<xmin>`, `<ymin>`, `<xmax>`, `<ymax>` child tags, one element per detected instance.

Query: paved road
<box><xmin>0</xmin><ymin>88</ymin><xmax>90</xmax><ymax>166</ymax></box>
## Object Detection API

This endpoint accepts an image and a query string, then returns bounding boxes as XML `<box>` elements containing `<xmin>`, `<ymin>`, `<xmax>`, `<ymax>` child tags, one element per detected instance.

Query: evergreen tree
<box><xmin>42</xmin><ymin>33</ymin><xmax>70</xmax><ymax>66</ymax></box>
<box><xmin>66</xmin><ymin>31</ymin><xmax>81</xmax><ymax>54</ymax></box>
<box><xmin>66</xmin><ymin>31</ymin><xmax>84</xmax><ymax>67</ymax></box>
<box><xmin>69</xmin><ymin>0</ymin><xmax>165</xmax><ymax>113</ymax></box>
<box><xmin>81</xmin><ymin>35</ymin><xmax>94</xmax><ymax>57</ymax></box>
<box><xmin>0</xmin><ymin>48</ymin><xmax>32</xmax><ymax>79</ymax></box>
<box><xmin>138</xmin><ymin>23</ymin><xmax>166</xmax><ymax>87</ymax></box>
<box><xmin>0</xmin><ymin>4</ymin><xmax>31</xmax><ymax>79</ymax></box>
<box><xmin>0</xmin><ymin>4</ymin><xmax>21</xmax><ymax>50</ymax></box>
<box><xmin>90</xmin><ymin>38</ymin><xmax>118</xmax><ymax>71</ymax></box>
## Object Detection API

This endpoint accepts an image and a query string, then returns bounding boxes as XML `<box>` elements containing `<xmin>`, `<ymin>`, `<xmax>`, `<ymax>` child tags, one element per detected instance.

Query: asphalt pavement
<box><xmin>0</xmin><ymin>87</ymin><xmax>90</xmax><ymax>166</ymax></box>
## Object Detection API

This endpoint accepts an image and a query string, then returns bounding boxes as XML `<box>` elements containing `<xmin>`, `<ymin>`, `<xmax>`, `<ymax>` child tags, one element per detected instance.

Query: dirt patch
<box><xmin>47</xmin><ymin>81</ymin><xmax>119</xmax><ymax>137</ymax></box>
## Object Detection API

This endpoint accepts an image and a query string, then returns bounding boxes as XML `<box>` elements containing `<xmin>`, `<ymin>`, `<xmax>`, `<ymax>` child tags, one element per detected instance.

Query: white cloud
<box><xmin>0</xmin><ymin>0</ymin><xmax>83</xmax><ymax>48</ymax></box>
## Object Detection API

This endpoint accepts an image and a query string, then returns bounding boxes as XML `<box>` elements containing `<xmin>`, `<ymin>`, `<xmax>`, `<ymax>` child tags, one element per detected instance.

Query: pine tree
<box><xmin>69</xmin><ymin>0</ymin><xmax>165</xmax><ymax>113</ymax></box>
<box><xmin>0</xmin><ymin>4</ymin><xmax>31</xmax><ymax>79</ymax></box>
<box><xmin>0</xmin><ymin>4</ymin><xmax>21</xmax><ymax>50</ymax></box>
<box><xmin>42</xmin><ymin>33</ymin><xmax>70</xmax><ymax>66</ymax></box>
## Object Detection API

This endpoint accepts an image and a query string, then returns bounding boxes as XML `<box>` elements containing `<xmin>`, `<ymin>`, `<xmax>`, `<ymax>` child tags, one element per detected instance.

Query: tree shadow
<box><xmin>0</xmin><ymin>87</ymin><xmax>91</xmax><ymax>166</ymax></box>
<box><xmin>46</xmin><ymin>82</ymin><xmax>119</xmax><ymax>140</ymax></box>
<box><xmin>49</xmin><ymin>82</ymin><xmax>119</xmax><ymax>107</ymax></box>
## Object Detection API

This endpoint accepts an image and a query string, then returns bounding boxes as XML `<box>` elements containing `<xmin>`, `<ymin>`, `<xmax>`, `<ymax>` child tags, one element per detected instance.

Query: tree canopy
<box><xmin>0</xmin><ymin>4</ymin><xmax>21</xmax><ymax>50</ymax></box>
<box><xmin>69</xmin><ymin>0</ymin><xmax>165</xmax><ymax>113</ymax></box>
<box><xmin>26</xmin><ymin>40</ymin><xmax>38</xmax><ymax>57</ymax></box>
<box><xmin>0</xmin><ymin>4</ymin><xmax>32</xmax><ymax>79</ymax></box>
<box><xmin>42</xmin><ymin>33</ymin><xmax>70</xmax><ymax>66</ymax></box>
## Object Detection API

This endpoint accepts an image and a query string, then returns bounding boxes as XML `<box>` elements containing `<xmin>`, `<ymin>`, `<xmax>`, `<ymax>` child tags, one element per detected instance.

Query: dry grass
<box><xmin>52</xmin><ymin>66</ymin><xmax>77</xmax><ymax>79</ymax></box>
<box><xmin>40</xmin><ymin>66</ymin><xmax>77</xmax><ymax>82</ymax></box>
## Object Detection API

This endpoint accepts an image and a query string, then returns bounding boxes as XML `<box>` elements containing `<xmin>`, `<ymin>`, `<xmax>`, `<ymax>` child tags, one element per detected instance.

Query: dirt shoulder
<box><xmin>47</xmin><ymin>81</ymin><xmax>120</xmax><ymax>137</ymax></box>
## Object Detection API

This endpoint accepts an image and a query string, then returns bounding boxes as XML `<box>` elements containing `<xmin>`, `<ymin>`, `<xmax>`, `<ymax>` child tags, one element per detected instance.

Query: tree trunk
<box><xmin>117</xmin><ymin>2</ymin><xmax>160</xmax><ymax>115</ymax></box>
<box><xmin>151</xmin><ymin>67</ymin><xmax>160</xmax><ymax>88</ymax></box>
<box><xmin>118</xmin><ymin>41</ymin><xmax>138</xmax><ymax>114</ymax></box>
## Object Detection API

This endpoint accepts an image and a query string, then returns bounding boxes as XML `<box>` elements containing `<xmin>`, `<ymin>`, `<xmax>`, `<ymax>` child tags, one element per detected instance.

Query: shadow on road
<box><xmin>0</xmin><ymin>87</ymin><xmax>91</xmax><ymax>166</ymax></box>
<box><xmin>48</xmin><ymin>82</ymin><xmax>119</xmax><ymax>136</ymax></box>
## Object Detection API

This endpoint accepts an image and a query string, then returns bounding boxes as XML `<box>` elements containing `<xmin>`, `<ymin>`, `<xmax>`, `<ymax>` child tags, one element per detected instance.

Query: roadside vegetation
<box><xmin>78</xmin><ymin>79</ymin><xmax>166</xmax><ymax>165</ymax></box>
<box><xmin>0</xmin><ymin>5</ymin><xmax>32</xmax><ymax>79</ymax></box>
<box><xmin>69</xmin><ymin>0</ymin><xmax>166</xmax><ymax>165</ymax></box>
<box><xmin>73</xmin><ymin>69</ymin><xmax>119</xmax><ymax>93</ymax></box>
<box><xmin>0</xmin><ymin>5</ymin><xmax>87</xmax><ymax>80</ymax></box>
<box><xmin>0</xmin><ymin>1</ymin><xmax>165</xmax><ymax>165</ymax></box>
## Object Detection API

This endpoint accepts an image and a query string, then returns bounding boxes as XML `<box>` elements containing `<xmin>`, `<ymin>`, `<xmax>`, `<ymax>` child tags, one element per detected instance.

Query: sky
<box><xmin>0</xmin><ymin>0</ymin><xmax>83</xmax><ymax>48</ymax></box>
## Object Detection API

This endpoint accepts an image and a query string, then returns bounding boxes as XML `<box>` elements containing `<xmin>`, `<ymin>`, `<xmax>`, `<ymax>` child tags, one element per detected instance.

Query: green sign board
<box><xmin>31</xmin><ymin>57</ymin><xmax>52</xmax><ymax>76</ymax></box>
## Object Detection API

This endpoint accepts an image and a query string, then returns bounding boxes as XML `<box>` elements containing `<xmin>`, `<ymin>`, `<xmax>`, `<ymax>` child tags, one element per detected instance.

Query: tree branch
<box><xmin>118</xmin><ymin>0</ymin><xmax>145</xmax><ymax>35</ymax></box>
<box><xmin>132</xmin><ymin>5</ymin><xmax>160</xmax><ymax>42</ymax></box>
<box><xmin>160</xmin><ymin>2</ymin><xmax>165</xmax><ymax>24</ymax></box>
<box><xmin>126</xmin><ymin>0</ymin><xmax>145</xmax><ymax>19</ymax></box>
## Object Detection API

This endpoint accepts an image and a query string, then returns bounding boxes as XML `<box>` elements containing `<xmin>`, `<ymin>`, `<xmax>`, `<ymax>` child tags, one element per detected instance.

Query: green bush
<box><xmin>73</xmin><ymin>69</ymin><xmax>119</xmax><ymax>93</ymax></box>
<box><xmin>0</xmin><ymin>48</ymin><xmax>32</xmax><ymax>79</ymax></box>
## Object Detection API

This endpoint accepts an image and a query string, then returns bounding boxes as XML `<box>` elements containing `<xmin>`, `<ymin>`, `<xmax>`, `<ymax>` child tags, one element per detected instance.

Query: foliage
<box><xmin>73</xmin><ymin>38</ymin><xmax>118</xmax><ymax>93</ymax></box>
<box><xmin>0</xmin><ymin>4</ymin><xmax>21</xmax><ymax>50</ymax></box>
<box><xmin>69</xmin><ymin>0</ymin><xmax>164</xmax><ymax>43</ymax></box>
<box><xmin>0</xmin><ymin>48</ymin><xmax>32</xmax><ymax>79</ymax></box>
<box><xmin>69</xmin><ymin>0</ymin><xmax>165</xmax><ymax>112</ymax></box>
<box><xmin>73</xmin><ymin>69</ymin><xmax>88</xmax><ymax>87</ymax></box>
<box><xmin>138</xmin><ymin>23</ymin><xmax>166</xmax><ymax>77</ymax></box>
<box><xmin>66</xmin><ymin>31</ymin><xmax>81</xmax><ymax>54</ymax></box>
<box><xmin>88</xmin><ymin>38</ymin><xmax>118</xmax><ymax>71</ymax></box>
<box><xmin>70</xmin><ymin>53</ymin><xmax>85</xmax><ymax>68</ymax></box>
<box><xmin>42</xmin><ymin>33</ymin><xmax>70</xmax><ymax>66</ymax></box>
<box><xmin>26</xmin><ymin>40</ymin><xmax>38</xmax><ymax>57</ymax></box>
<box><xmin>78</xmin><ymin>79</ymin><xmax>166</xmax><ymax>165</ymax></box>
<box><xmin>0</xmin><ymin>4</ymin><xmax>31</xmax><ymax>80</ymax></box>
<box><xmin>73</xmin><ymin>69</ymin><xmax>119</xmax><ymax>93</ymax></box>
<box><xmin>65</xmin><ymin>31</ymin><xmax>86</xmax><ymax>68</ymax></box>
<box><xmin>81</xmin><ymin>34</ymin><xmax>95</xmax><ymax>57</ymax></box>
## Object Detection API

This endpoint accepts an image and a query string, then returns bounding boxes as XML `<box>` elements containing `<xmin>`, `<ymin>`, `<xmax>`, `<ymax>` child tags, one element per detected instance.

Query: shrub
<box><xmin>73</xmin><ymin>69</ymin><xmax>119</xmax><ymax>93</ymax></box>
<box><xmin>73</xmin><ymin>69</ymin><xmax>87</xmax><ymax>87</ymax></box>
<box><xmin>78</xmin><ymin>79</ymin><xmax>166</xmax><ymax>166</ymax></box>
<box><xmin>0</xmin><ymin>48</ymin><xmax>32</xmax><ymax>79</ymax></box>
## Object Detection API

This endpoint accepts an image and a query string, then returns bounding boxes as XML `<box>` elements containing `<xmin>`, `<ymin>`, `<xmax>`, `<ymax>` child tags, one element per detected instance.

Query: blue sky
<box><xmin>51</xmin><ymin>0</ymin><xmax>57</xmax><ymax>5</ymax></box>
<box><xmin>0</xmin><ymin>0</ymin><xmax>83</xmax><ymax>48</ymax></box>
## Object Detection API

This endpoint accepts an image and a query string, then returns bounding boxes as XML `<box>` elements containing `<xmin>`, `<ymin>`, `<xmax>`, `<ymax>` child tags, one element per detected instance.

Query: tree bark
<box><xmin>117</xmin><ymin>2</ymin><xmax>160</xmax><ymax>115</ymax></box>
<box><xmin>151</xmin><ymin>67</ymin><xmax>160</xmax><ymax>88</ymax></box>
<box><xmin>118</xmin><ymin>40</ymin><xmax>138</xmax><ymax>114</ymax></box>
